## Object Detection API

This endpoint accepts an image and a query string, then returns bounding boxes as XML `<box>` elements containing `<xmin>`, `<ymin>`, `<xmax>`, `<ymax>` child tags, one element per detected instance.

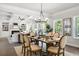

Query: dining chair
<box><xmin>47</xmin><ymin>32</ymin><xmax>54</xmax><ymax>41</ymax></box>
<box><xmin>52</xmin><ymin>33</ymin><xmax>60</xmax><ymax>43</ymax></box>
<box><xmin>51</xmin><ymin>31</ymin><xmax>55</xmax><ymax>35</ymax></box>
<box><xmin>46</xmin><ymin>32</ymin><xmax>55</xmax><ymax>40</ymax></box>
<box><xmin>30</xmin><ymin>32</ymin><xmax>36</xmax><ymax>44</ymax></box>
<box><xmin>52</xmin><ymin>32</ymin><xmax>60</xmax><ymax>46</ymax></box>
<box><xmin>47</xmin><ymin>35</ymin><xmax>67</xmax><ymax>56</ymax></box>
<box><xmin>30</xmin><ymin>32</ymin><xmax>35</xmax><ymax>36</ymax></box>
<box><xmin>47</xmin><ymin>32</ymin><xmax>52</xmax><ymax>36</ymax></box>
<box><xmin>45</xmin><ymin>32</ymin><xmax>54</xmax><ymax>47</ymax></box>
<box><xmin>53</xmin><ymin>32</ymin><xmax>60</xmax><ymax>38</ymax></box>
<box><xmin>20</xmin><ymin>33</ymin><xmax>24</xmax><ymax>43</ymax></box>
<box><xmin>20</xmin><ymin>33</ymin><xmax>25</xmax><ymax>54</ymax></box>
<box><xmin>23</xmin><ymin>35</ymin><xmax>42</xmax><ymax>56</ymax></box>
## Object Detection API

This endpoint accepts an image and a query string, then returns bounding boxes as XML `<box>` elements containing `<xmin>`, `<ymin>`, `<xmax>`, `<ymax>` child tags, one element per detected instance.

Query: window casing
<box><xmin>73</xmin><ymin>16</ymin><xmax>79</xmax><ymax>39</ymax></box>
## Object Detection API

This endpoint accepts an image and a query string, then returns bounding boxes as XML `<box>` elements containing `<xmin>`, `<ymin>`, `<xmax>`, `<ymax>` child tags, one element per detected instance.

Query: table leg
<box><xmin>41</xmin><ymin>41</ymin><xmax>43</xmax><ymax>49</ymax></box>
<box><xmin>46</xmin><ymin>43</ymin><xmax>48</xmax><ymax>56</ymax></box>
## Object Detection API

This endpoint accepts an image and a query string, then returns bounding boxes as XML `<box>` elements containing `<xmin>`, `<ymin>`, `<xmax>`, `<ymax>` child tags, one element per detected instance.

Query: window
<box><xmin>55</xmin><ymin>19</ymin><xmax>62</xmax><ymax>33</ymax></box>
<box><xmin>36</xmin><ymin>22</ymin><xmax>47</xmax><ymax>35</ymax></box>
<box><xmin>73</xmin><ymin>16</ymin><xmax>79</xmax><ymax>39</ymax></box>
<box><xmin>63</xmin><ymin>18</ymin><xmax>72</xmax><ymax>36</ymax></box>
<box><xmin>75</xmin><ymin>17</ymin><xmax>79</xmax><ymax>37</ymax></box>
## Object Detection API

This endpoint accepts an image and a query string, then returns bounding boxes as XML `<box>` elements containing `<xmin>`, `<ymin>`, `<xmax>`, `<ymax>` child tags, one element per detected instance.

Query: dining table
<box><xmin>28</xmin><ymin>35</ymin><xmax>60</xmax><ymax>55</ymax></box>
<box><xmin>18</xmin><ymin>32</ymin><xmax>60</xmax><ymax>55</ymax></box>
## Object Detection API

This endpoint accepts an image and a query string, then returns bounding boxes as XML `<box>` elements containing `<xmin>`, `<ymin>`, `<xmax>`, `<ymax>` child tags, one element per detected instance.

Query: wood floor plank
<box><xmin>0</xmin><ymin>38</ymin><xmax>17</xmax><ymax>56</ymax></box>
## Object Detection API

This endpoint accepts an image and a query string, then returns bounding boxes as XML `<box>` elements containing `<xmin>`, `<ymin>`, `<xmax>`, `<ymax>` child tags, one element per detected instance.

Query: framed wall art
<box><xmin>2</xmin><ymin>22</ymin><xmax>9</xmax><ymax>31</ymax></box>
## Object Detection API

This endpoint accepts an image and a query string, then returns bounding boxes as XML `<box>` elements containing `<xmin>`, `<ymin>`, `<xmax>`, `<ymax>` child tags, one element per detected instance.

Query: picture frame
<box><xmin>2</xmin><ymin>22</ymin><xmax>9</xmax><ymax>31</ymax></box>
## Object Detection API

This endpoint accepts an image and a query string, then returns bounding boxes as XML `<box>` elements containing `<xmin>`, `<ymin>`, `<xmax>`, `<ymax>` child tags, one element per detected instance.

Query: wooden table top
<box><xmin>28</xmin><ymin>36</ymin><xmax>60</xmax><ymax>43</ymax></box>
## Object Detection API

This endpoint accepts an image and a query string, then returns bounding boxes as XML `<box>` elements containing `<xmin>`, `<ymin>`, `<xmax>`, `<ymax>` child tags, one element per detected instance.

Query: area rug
<box><xmin>14</xmin><ymin>45</ymin><xmax>78</xmax><ymax>56</ymax></box>
<box><xmin>14</xmin><ymin>45</ymin><xmax>23</xmax><ymax>56</ymax></box>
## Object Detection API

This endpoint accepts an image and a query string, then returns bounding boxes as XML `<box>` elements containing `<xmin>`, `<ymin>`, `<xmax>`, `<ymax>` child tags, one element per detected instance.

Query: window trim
<box><xmin>73</xmin><ymin>16</ymin><xmax>79</xmax><ymax>39</ymax></box>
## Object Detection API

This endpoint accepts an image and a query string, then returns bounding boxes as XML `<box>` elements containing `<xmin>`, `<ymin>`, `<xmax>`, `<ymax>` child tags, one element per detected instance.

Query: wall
<box><xmin>52</xmin><ymin>6</ymin><xmax>79</xmax><ymax>48</ymax></box>
<box><xmin>0</xmin><ymin>13</ymin><xmax>22</xmax><ymax>38</ymax></box>
<box><xmin>0</xmin><ymin>4</ymin><xmax>52</xmax><ymax>38</ymax></box>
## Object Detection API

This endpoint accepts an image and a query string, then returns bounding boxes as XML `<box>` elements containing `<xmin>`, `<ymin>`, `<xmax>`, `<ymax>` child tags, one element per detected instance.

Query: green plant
<box><xmin>55</xmin><ymin>20</ymin><xmax>62</xmax><ymax>32</ymax></box>
<box><xmin>45</xmin><ymin>23</ymin><xmax>53</xmax><ymax>33</ymax></box>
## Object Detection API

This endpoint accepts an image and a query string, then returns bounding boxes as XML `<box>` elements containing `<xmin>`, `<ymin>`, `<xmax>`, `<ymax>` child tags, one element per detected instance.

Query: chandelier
<box><xmin>35</xmin><ymin>3</ymin><xmax>48</xmax><ymax>22</ymax></box>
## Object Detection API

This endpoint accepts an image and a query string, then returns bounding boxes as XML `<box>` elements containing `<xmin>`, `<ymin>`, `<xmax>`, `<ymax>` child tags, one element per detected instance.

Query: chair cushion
<box><xmin>48</xmin><ymin>46</ymin><xmax>63</xmax><ymax>54</ymax></box>
<box><xmin>30</xmin><ymin>45</ymin><xmax>41</xmax><ymax>52</ymax></box>
<box><xmin>53</xmin><ymin>37</ymin><xmax>60</xmax><ymax>40</ymax></box>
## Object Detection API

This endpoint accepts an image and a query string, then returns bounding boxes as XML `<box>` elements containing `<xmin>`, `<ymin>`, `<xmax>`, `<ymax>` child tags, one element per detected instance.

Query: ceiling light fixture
<box><xmin>35</xmin><ymin>3</ymin><xmax>48</xmax><ymax>22</ymax></box>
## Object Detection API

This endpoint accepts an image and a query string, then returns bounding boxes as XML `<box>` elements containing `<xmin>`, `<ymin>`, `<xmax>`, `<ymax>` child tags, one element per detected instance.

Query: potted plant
<box><xmin>45</xmin><ymin>23</ymin><xmax>53</xmax><ymax>33</ymax></box>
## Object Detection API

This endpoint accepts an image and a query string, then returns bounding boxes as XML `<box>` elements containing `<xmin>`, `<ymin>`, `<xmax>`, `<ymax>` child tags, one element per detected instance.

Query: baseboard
<box><xmin>67</xmin><ymin>43</ymin><xmax>79</xmax><ymax>48</ymax></box>
<box><xmin>0</xmin><ymin>37</ymin><xmax>8</xmax><ymax>39</ymax></box>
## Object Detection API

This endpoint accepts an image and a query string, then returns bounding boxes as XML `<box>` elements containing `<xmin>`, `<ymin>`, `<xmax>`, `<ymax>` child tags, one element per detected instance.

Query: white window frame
<box><xmin>73</xmin><ymin>16</ymin><xmax>79</xmax><ymax>39</ymax></box>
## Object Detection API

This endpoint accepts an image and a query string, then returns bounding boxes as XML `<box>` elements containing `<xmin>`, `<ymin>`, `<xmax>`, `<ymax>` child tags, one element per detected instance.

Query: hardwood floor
<box><xmin>66</xmin><ymin>45</ymin><xmax>79</xmax><ymax>55</ymax></box>
<box><xmin>0</xmin><ymin>38</ymin><xmax>17</xmax><ymax>56</ymax></box>
<box><xmin>0</xmin><ymin>37</ymin><xmax>79</xmax><ymax>56</ymax></box>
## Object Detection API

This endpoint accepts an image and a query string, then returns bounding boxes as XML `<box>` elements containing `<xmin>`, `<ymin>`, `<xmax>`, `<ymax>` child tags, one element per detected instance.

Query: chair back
<box><xmin>59</xmin><ymin>35</ymin><xmax>67</xmax><ymax>49</ymax></box>
<box><xmin>20</xmin><ymin>33</ymin><xmax>24</xmax><ymax>43</ymax></box>
<box><xmin>23</xmin><ymin>35</ymin><xmax>30</xmax><ymax>47</ymax></box>
<box><xmin>53</xmin><ymin>32</ymin><xmax>59</xmax><ymax>38</ymax></box>
<box><xmin>47</xmin><ymin>32</ymin><xmax>52</xmax><ymax>36</ymax></box>
<box><xmin>30</xmin><ymin>32</ymin><xmax>35</xmax><ymax>37</ymax></box>
<box><xmin>51</xmin><ymin>32</ymin><xmax>55</xmax><ymax>36</ymax></box>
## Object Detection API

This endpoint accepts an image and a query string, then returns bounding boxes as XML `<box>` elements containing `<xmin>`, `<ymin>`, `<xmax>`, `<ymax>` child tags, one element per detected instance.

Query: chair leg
<box><xmin>63</xmin><ymin>51</ymin><xmax>65</xmax><ymax>56</ymax></box>
<box><xmin>30</xmin><ymin>51</ymin><xmax>32</xmax><ymax>56</ymax></box>
<box><xmin>21</xmin><ymin>46</ymin><xmax>23</xmax><ymax>53</ymax></box>
<box><xmin>23</xmin><ymin>48</ymin><xmax>26</xmax><ymax>56</ymax></box>
<box><xmin>40</xmin><ymin>49</ymin><xmax>42</xmax><ymax>56</ymax></box>
<box><xmin>48</xmin><ymin>51</ymin><xmax>52</xmax><ymax>56</ymax></box>
<box><xmin>57</xmin><ymin>53</ymin><xmax>60</xmax><ymax>56</ymax></box>
<box><xmin>27</xmin><ymin>48</ymin><xmax>28</xmax><ymax>56</ymax></box>
<box><xmin>47</xmin><ymin>50</ymin><xmax>48</xmax><ymax>56</ymax></box>
<box><xmin>48</xmin><ymin>51</ymin><xmax>49</xmax><ymax>56</ymax></box>
<box><xmin>34</xmin><ymin>52</ymin><xmax>37</xmax><ymax>55</ymax></box>
<box><xmin>63</xmin><ymin>49</ymin><xmax>65</xmax><ymax>56</ymax></box>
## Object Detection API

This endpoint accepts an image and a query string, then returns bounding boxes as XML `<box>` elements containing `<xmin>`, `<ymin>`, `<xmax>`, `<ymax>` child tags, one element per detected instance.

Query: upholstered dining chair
<box><xmin>47</xmin><ymin>35</ymin><xmax>67</xmax><ymax>56</ymax></box>
<box><xmin>46</xmin><ymin>32</ymin><xmax>54</xmax><ymax>47</ymax></box>
<box><xmin>47</xmin><ymin>32</ymin><xmax>55</xmax><ymax>36</ymax></box>
<box><xmin>47</xmin><ymin>32</ymin><xmax>54</xmax><ymax>41</ymax></box>
<box><xmin>53</xmin><ymin>32</ymin><xmax>60</xmax><ymax>38</ymax></box>
<box><xmin>52</xmin><ymin>34</ymin><xmax>60</xmax><ymax>43</ymax></box>
<box><xmin>23</xmin><ymin>35</ymin><xmax>41</xmax><ymax>56</ymax></box>
<box><xmin>52</xmin><ymin>32</ymin><xmax>60</xmax><ymax>46</ymax></box>
<box><xmin>51</xmin><ymin>32</ymin><xmax>55</xmax><ymax>36</ymax></box>
<box><xmin>47</xmin><ymin>32</ymin><xmax>52</xmax><ymax>36</ymax></box>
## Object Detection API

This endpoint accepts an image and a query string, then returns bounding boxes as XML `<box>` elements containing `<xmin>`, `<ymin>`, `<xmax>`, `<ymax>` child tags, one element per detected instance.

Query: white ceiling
<box><xmin>1</xmin><ymin>3</ymin><xmax>79</xmax><ymax>15</ymax></box>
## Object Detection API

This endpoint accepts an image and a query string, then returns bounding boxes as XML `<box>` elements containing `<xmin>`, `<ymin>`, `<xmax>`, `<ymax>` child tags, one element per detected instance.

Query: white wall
<box><xmin>0</xmin><ymin>13</ymin><xmax>37</xmax><ymax>38</ymax></box>
<box><xmin>0</xmin><ymin>13</ymin><xmax>21</xmax><ymax>38</ymax></box>
<box><xmin>52</xmin><ymin>6</ymin><xmax>79</xmax><ymax>48</ymax></box>
<box><xmin>52</xmin><ymin>6</ymin><xmax>79</xmax><ymax>19</ymax></box>
<box><xmin>0</xmin><ymin>4</ymin><xmax>52</xmax><ymax>38</ymax></box>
